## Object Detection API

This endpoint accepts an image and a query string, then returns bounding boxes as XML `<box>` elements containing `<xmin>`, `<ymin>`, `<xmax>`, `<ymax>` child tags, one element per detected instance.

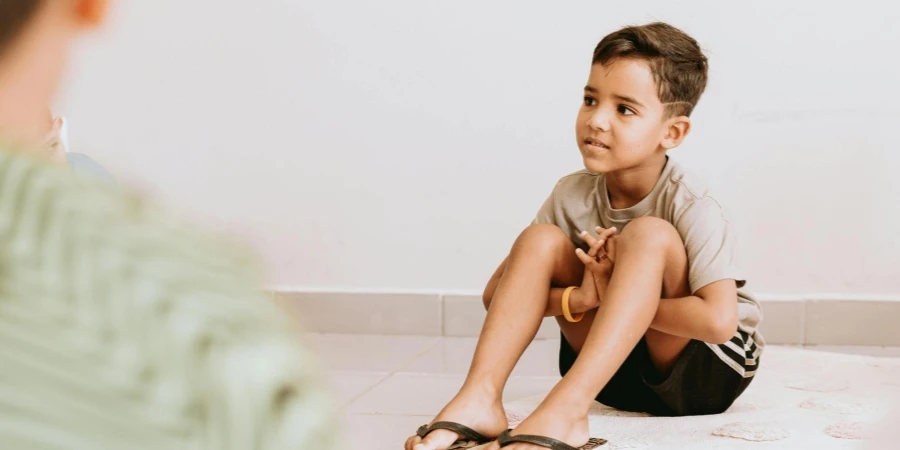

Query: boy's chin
<box><xmin>582</xmin><ymin>158</ymin><xmax>611</xmax><ymax>174</ymax></box>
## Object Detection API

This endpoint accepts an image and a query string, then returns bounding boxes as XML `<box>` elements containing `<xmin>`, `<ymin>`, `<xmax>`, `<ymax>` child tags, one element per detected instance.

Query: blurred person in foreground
<box><xmin>0</xmin><ymin>1</ymin><xmax>334</xmax><ymax>449</ymax></box>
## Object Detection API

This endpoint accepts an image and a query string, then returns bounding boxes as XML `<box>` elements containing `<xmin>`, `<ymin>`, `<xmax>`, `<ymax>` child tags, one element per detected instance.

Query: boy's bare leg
<box><xmin>485</xmin><ymin>216</ymin><xmax>693</xmax><ymax>450</ymax></box>
<box><xmin>405</xmin><ymin>224</ymin><xmax>587</xmax><ymax>450</ymax></box>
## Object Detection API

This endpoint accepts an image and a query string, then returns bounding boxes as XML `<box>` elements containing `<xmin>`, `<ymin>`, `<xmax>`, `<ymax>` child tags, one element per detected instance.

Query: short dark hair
<box><xmin>0</xmin><ymin>1</ymin><xmax>44</xmax><ymax>59</ymax></box>
<box><xmin>592</xmin><ymin>22</ymin><xmax>708</xmax><ymax>117</ymax></box>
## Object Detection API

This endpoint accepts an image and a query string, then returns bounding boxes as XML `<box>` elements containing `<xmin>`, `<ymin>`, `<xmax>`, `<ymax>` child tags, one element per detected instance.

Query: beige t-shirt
<box><xmin>533</xmin><ymin>157</ymin><xmax>763</xmax><ymax>377</ymax></box>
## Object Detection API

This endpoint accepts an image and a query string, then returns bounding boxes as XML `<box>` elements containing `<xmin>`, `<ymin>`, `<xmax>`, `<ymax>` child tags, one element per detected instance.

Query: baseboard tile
<box><xmin>273</xmin><ymin>290</ymin><xmax>900</xmax><ymax>345</ymax></box>
<box><xmin>275</xmin><ymin>291</ymin><xmax>442</xmax><ymax>336</ymax></box>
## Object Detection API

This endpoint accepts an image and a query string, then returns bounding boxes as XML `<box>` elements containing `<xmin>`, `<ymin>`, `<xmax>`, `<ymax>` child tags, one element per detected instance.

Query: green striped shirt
<box><xmin>0</xmin><ymin>147</ymin><xmax>334</xmax><ymax>449</ymax></box>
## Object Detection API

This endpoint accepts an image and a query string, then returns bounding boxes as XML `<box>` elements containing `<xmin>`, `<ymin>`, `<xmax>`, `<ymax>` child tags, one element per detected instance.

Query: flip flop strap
<box><xmin>497</xmin><ymin>430</ymin><xmax>607</xmax><ymax>450</ymax></box>
<box><xmin>416</xmin><ymin>421</ymin><xmax>490</xmax><ymax>442</ymax></box>
<box><xmin>497</xmin><ymin>430</ymin><xmax>578</xmax><ymax>450</ymax></box>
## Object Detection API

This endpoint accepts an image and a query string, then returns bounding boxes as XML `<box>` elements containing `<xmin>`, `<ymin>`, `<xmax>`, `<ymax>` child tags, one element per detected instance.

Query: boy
<box><xmin>406</xmin><ymin>22</ymin><xmax>763</xmax><ymax>450</ymax></box>
<box><xmin>0</xmin><ymin>1</ymin><xmax>333</xmax><ymax>448</ymax></box>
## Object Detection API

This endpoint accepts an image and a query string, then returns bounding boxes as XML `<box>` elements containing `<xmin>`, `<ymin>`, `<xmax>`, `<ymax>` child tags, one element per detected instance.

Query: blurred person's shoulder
<box><xmin>66</xmin><ymin>152</ymin><xmax>117</xmax><ymax>186</ymax></box>
<box><xmin>0</xmin><ymin>145</ymin><xmax>336</xmax><ymax>447</ymax></box>
<box><xmin>1</xmin><ymin>147</ymin><xmax>256</xmax><ymax>287</ymax></box>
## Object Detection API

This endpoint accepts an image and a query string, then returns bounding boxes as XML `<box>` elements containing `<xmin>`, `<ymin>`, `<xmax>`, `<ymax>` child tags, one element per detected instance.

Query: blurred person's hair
<box><xmin>0</xmin><ymin>1</ymin><xmax>43</xmax><ymax>57</ymax></box>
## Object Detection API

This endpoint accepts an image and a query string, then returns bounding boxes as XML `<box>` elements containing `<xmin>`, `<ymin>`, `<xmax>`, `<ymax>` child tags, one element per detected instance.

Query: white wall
<box><xmin>57</xmin><ymin>0</ymin><xmax>900</xmax><ymax>296</ymax></box>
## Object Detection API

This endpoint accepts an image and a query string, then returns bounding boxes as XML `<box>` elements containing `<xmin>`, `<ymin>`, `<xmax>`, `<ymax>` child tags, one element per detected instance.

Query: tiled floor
<box><xmin>306</xmin><ymin>333</ymin><xmax>900</xmax><ymax>450</ymax></box>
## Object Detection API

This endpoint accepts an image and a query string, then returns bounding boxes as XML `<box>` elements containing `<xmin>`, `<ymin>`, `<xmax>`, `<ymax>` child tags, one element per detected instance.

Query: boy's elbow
<box><xmin>708</xmin><ymin>314</ymin><xmax>739</xmax><ymax>345</ymax></box>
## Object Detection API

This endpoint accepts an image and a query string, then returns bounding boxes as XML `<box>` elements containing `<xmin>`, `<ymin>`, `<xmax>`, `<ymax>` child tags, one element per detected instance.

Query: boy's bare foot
<box><xmin>485</xmin><ymin>405</ymin><xmax>591</xmax><ymax>450</ymax></box>
<box><xmin>404</xmin><ymin>388</ymin><xmax>508</xmax><ymax>450</ymax></box>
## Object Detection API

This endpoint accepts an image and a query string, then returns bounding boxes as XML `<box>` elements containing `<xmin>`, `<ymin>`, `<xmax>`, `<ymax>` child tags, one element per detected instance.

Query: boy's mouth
<box><xmin>584</xmin><ymin>137</ymin><xmax>610</xmax><ymax>150</ymax></box>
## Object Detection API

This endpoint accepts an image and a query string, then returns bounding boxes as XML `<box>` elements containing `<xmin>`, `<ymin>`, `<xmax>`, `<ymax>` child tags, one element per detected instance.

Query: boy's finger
<box><xmin>575</xmin><ymin>248</ymin><xmax>595</xmax><ymax>266</ymax></box>
<box><xmin>591</xmin><ymin>228</ymin><xmax>617</xmax><ymax>257</ymax></box>
<box><xmin>595</xmin><ymin>226</ymin><xmax>618</xmax><ymax>240</ymax></box>
<box><xmin>607</xmin><ymin>236</ymin><xmax>618</xmax><ymax>262</ymax></box>
<box><xmin>588</xmin><ymin>238</ymin><xmax>606</xmax><ymax>258</ymax></box>
<box><xmin>579</xmin><ymin>230</ymin><xmax>598</xmax><ymax>247</ymax></box>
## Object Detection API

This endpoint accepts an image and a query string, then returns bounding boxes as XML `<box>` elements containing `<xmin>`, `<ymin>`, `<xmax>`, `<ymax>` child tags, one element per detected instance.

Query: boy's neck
<box><xmin>604</xmin><ymin>154</ymin><xmax>668</xmax><ymax>210</ymax></box>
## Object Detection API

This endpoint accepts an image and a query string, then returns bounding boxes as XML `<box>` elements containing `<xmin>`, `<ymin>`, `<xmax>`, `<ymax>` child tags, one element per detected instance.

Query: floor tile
<box><xmin>337</xmin><ymin>413</ymin><xmax>430</xmax><ymax>450</ymax></box>
<box><xmin>346</xmin><ymin>373</ymin><xmax>560</xmax><ymax>415</ymax></box>
<box><xmin>803</xmin><ymin>345</ymin><xmax>900</xmax><ymax>357</ymax></box>
<box><xmin>315</xmin><ymin>335</ymin><xmax>900</xmax><ymax>449</ymax></box>
<box><xmin>325</xmin><ymin>372</ymin><xmax>390</xmax><ymax>409</ymax></box>
<box><xmin>401</xmin><ymin>337</ymin><xmax>561</xmax><ymax>377</ymax></box>
<box><xmin>304</xmin><ymin>333</ymin><xmax>439</xmax><ymax>372</ymax></box>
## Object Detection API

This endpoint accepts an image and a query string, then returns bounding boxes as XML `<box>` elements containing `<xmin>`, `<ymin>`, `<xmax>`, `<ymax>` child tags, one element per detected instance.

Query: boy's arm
<box><xmin>650</xmin><ymin>279</ymin><xmax>739</xmax><ymax>344</ymax></box>
<box><xmin>656</xmin><ymin>198</ymin><xmax>743</xmax><ymax>344</ymax></box>
<box><xmin>558</xmin><ymin>270</ymin><xmax>738</xmax><ymax>344</ymax></box>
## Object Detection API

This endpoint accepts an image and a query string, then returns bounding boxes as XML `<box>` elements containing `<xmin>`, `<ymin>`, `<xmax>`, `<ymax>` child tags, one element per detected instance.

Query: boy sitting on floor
<box><xmin>406</xmin><ymin>22</ymin><xmax>764</xmax><ymax>450</ymax></box>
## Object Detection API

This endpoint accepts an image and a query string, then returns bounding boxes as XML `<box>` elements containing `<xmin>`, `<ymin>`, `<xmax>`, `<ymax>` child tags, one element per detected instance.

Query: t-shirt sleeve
<box><xmin>674</xmin><ymin>197</ymin><xmax>746</xmax><ymax>293</ymax></box>
<box><xmin>532</xmin><ymin>188</ymin><xmax>558</xmax><ymax>226</ymax></box>
<box><xmin>530</xmin><ymin>173</ymin><xmax>595</xmax><ymax>248</ymax></box>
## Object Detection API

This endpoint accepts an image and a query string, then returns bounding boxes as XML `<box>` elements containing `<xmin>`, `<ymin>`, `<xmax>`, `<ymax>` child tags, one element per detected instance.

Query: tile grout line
<box><xmin>336</xmin><ymin>371</ymin><xmax>393</xmax><ymax>411</ymax></box>
<box><xmin>338</xmin><ymin>337</ymin><xmax>444</xmax><ymax>411</ymax></box>
<box><xmin>392</xmin><ymin>336</ymin><xmax>443</xmax><ymax>374</ymax></box>
<box><xmin>439</xmin><ymin>292</ymin><xmax>446</xmax><ymax>337</ymax></box>
<box><xmin>802</xmin><ymin>298</ymin><xmax>809</xmax><ymax>345</ymax></box>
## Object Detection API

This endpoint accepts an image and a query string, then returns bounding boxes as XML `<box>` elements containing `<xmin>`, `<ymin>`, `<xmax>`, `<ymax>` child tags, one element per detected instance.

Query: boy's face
<box><xmin>576</xmin><ymin>58</ymin><xmax>681</xmax><ymax>174</ymax></box>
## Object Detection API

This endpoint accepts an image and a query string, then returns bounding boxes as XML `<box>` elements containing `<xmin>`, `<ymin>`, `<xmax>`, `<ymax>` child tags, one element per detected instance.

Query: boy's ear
<box><xmin>660</xmin><ymin>116</ymin><xmax>691</xmax><ymax>150</ymax></box>
<box><xmin>72</xmin><ymin>0</ymin><xmax>111</xmax><ymax>27</ymax></box>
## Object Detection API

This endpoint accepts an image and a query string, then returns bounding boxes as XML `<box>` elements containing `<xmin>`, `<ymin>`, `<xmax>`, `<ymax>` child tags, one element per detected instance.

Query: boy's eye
<box><xmin>617</xmin><ymin>105</ymin><xmax>636</xmax><ymax>116</ymax></box>
<box><xmin>583</xmin><ymin>96</ymin><xmax>597</xmax><ymax>107</ymax></box>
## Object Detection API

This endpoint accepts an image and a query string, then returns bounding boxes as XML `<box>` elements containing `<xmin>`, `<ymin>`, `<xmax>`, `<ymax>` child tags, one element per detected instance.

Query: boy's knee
<box><xmin>484</xmin><ymin>224</ymin><xmax>572</xmax><ymax>310</ymax></box>
<box><xmin>619</xmin><ymin>216</ymin><xmax>681</xmax><ymax>250</ymax></box>
<box><xmin>512</xmin><ymin>224</ymin><xmax>571</xmax><ymax>257</ymax></box>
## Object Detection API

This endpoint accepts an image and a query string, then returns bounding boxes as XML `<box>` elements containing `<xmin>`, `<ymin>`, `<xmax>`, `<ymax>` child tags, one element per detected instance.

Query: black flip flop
<box><xmin>496</xmin><ymin>430</ymin><xmax>607</xmax><ymax>449</ymax></box>
<box><xmin>415</xmin><ymin>421</ymin><xmax>495</xmax><ymax>449</ymax></box>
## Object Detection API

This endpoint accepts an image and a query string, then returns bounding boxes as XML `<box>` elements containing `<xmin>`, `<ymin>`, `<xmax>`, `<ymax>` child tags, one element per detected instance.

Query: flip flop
<box><xmin>496</xmin><ymin>430</ymin><xmax>607</xmax><ymax>449</ymax></box>
<box><xmin>415</xmin><ymin>421</ymin><xmax>495</xmax><ymax>449</ymax></box>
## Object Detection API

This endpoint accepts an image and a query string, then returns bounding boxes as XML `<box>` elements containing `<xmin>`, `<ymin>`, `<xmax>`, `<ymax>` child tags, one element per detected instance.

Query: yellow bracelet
<box><xmin>561</xmin><ymin>286</ymin><xmax>584</xmax><ymax>323</ymax></box>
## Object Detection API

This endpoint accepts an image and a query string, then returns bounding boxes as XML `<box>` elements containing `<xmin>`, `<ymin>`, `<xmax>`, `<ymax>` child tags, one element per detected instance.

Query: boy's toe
<box><xmin>413</xmin><ymin>429</ymin><xmax>461</xmax><ymax>450</ymax></box>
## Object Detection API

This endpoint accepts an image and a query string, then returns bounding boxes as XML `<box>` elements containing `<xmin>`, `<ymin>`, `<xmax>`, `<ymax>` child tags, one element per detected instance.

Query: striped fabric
<box><xmin>707</xmin><ymin>324</ymin><xmax>763</xmax><ymax>378</ymax></box>
<box><xmin>0</xmin><ymin>148</ymin><xmax>334</xmax><ymax>449</ymax></box>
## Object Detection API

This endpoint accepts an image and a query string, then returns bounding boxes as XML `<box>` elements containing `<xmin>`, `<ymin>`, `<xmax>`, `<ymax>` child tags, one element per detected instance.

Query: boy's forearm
<box><xmin>544</xmin><ymin>287</ymin><xmax>586</xmax><ymax>318</ymax></box>
<box><xmin>651</xmin><ymin>296</ymin><xmax>728</xmax><ymax>343</ymax></box>
<box><xmin>543</xmin><ymin>288</ymin><xmax>729</xmax><ymax>344</ymax></box>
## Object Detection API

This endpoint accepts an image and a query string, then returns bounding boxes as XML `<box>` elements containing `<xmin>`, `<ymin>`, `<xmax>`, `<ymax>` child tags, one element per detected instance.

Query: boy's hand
<box><xmin>573</xmin><ymin>227</ymin><xmax>617</xmax><ymax>311</ymax></box>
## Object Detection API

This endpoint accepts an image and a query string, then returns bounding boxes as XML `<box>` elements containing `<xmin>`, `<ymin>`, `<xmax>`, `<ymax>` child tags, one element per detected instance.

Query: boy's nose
<box><xmin>587</xmin><ymin>109</ymin><xmax>611</xmax><ymax>131</ymax></box>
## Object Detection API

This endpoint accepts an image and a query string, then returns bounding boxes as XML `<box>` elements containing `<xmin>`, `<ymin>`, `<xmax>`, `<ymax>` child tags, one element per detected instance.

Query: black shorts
<box><xmin>559</xmin><ymin>333</ymin><xmax>755</xmax><ymax>416</ymax></box>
